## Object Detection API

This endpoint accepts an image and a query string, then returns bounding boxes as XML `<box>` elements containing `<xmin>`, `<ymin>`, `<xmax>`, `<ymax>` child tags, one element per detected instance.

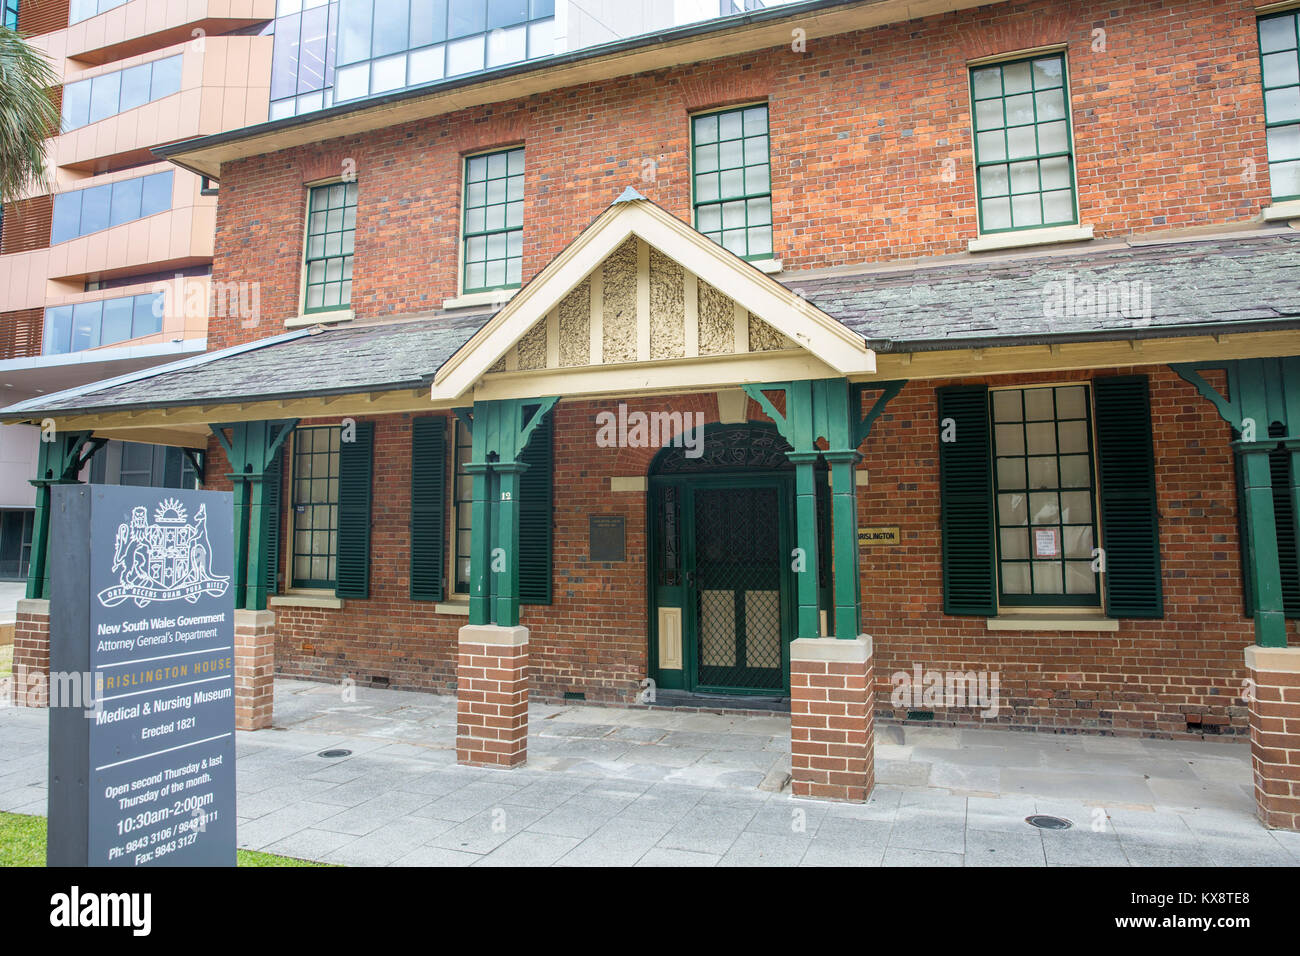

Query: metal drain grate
<box><xmin>1025</xmin><ymin>814</ymin><xmax>1073</xmax><ymax>830</ymax></box>
<box><xmin>318</xmin><ymin>749</ymin><xmax>352</xmax><ymax>759</ymax></box>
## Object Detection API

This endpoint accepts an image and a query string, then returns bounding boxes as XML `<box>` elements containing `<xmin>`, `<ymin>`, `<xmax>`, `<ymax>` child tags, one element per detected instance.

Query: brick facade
<box><xmin>233</xmin><ymin>610</ymin><xmax>276</xmax><ymax>731</ymax></box>
<box><xmin>790</xmin><ymin>638</ymin><xmax>876</xmax><ymax>802</ymax></box>
<box><xmin>1244</xmin><ymin>647</ymin><xmax>1300</xmax><ymax>830</ymax></box>
<box><xmin>199</xmin><ymin>362</ymin><xmax>1280</xmax><ymax>741</ymax></box>
<box><xmin>208</xmin><ymin>0</ymin><xmax>1272</xmax><ymax>351</ymax></box>
<box><xmin>456</xmin><ymin>625</ymin><xmax>529</xmax><ymax>768</ymax></box>
<box><xmin>11</xmin><ymin>599</ymin><xmax>50</xmax><ymax>708</ymax></box>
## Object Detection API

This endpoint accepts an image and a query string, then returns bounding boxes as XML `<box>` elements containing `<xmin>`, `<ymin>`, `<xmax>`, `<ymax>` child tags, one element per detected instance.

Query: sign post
<box><xmin>47</xmin><ymin>484</ymin><xmax>236</xmax><ymax>867</ymax></box>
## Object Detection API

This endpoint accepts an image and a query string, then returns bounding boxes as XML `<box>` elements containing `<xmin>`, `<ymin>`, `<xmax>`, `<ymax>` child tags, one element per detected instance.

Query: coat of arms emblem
<box><xmin>97</xmin><ymin>498</ymin><xmax>230</xmax><ymax>608</ymax></box>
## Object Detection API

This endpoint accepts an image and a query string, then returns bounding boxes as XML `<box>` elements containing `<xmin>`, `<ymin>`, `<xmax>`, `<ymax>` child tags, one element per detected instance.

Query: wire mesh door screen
<box><xmin>693</xmin><ymin>486</ymin><xmax>784</xmax><ymax>691</ymax></box>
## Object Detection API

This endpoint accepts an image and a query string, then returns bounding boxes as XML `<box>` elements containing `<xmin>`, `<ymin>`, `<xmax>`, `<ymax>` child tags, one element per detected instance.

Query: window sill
<box><xmin>269</xmin><ymin>590</ymin><xmax>343</xmax><ymax>609</ymax></box>
<box><xmin>435</xmin><ymin>600</ymin><xmax>469</xmax><ymax>616</ymax></box>
<box><xmin>986</xmin><ymin>611</ymin><xmax>1118</xmax><ymax>633</ymax></box>
<box><xmin>750</xmin><ymin>258</ymin><xmax>782</xmax><ymax>275</ymax></box>
<box><xmin>442</xmin><ymin>290</ymin><xmax>516</xmax><ymax>310</ymax></box>
<box><xmin>286</xmin><ymin>309</ymin><xmax>352</xmax><ymax>328</ymax></box>
<box><xmin>1261</xmin><ymin>199</ymin><xmax>1300</xmax><ymax>222</ymax></box>
<box><xmin>967</xmin><ymin>224</ymin><xmax>1094</xmax><ymax>254</ymax></box>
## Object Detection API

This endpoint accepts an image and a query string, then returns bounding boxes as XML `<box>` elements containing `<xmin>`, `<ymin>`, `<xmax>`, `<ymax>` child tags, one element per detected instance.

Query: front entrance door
<box><xmin>690</xmin><ymin>483</ymin><xmax>790</xmax><ymax>693</ymax></box>
<box><xmin>650</xmin><ymin>474</ymin><xmax>794</xmax><ymax>696</ymax></box>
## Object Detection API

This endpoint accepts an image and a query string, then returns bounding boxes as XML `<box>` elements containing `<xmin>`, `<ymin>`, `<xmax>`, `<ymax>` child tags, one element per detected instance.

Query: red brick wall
<box><xmin>859</xmin><ymin>364</ymin><xmax>1275</xmax><ymax>738</ymax></box>
<box><xmin>209</xmin><ymin>0</ymin><xmax>1271</xmax><ymax>349</ymax></box>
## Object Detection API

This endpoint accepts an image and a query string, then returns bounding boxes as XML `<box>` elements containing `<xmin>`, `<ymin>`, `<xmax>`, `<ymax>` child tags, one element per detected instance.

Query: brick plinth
<box><xmin>790</xmin><ymin>636</ymin><xmax>875</xmax><ymax>802</ymax></box>
<box><xmin>1245</xmin><ymin>645</ymin><xmax>1300</xmax><ymax>831</ymax></box>
<box><xmin>11</xmin><ymin>599</ymin><xmax>50</xmax><ymax>708</ymax></box>
<box><xmin>457</xmin><ymin>624</ymin><xmax>529</xmax><ymax>769</ymax></box>
<box><xmin>234</xmin><ymin>609</ymin><xmax>276</xmax><ymax>731</ymax></box>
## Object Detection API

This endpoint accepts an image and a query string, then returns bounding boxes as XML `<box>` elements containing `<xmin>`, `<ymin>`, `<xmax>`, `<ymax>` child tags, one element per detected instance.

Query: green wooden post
<box><xmin>826</xmin><ymin>451</ymin><xmax>863</xmax><ymax>638</ymax></box>
<box><xmin>789</xmin><ymin>452</ymin><xmax>822</xmax><ymax>639</ymax></box>
<box><xmin>245</xmin><ymin>474</ymin><xmax>269</xmax><ymax>611</ymax></box>
<box><xmin>494</xmin><ymin>463</ymin><xmax>526</xmax><ymax>627</ymax></box>
<box><xmin>27</xmin><ymin>432</ymin><xmax>106</xmax><ymax>600</ymax></box>
<box><xmin>230</xmin><ymin>477</ymin><xmax>251</xmax><ymax>611</ymax></box>
<box><xmin>1241</xmin><ymin>448</ymin><xmax>1288</xmax><ymax>648</ymax></box>
<box><xmin>211</xmin><ymin>419</ymin><xmax>296</xmax><ymax>611</ymax></box>
<box><xmin>466</xmin><ymin>463</ymin><xmax>492</xmax><ymax>626</ymax></box>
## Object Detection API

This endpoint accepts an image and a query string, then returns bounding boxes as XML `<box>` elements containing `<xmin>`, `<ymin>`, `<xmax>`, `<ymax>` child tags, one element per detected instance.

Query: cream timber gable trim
<box><xmin>430</xmin><ymin>192</ymin><xmax>876</xmax><ymax>402</ymax></box>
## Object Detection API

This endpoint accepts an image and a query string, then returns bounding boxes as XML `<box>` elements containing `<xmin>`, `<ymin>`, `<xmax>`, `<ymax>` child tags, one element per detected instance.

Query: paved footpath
<box><xmin>2</xmin><ymin>679</ymin><xmax>1299</xmax><ymax>866</ymax></box>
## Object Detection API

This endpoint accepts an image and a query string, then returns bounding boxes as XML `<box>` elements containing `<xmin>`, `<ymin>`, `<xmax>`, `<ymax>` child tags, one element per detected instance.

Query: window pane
<box><xmin>150</xmin><ymin>56</ymin><xmax>183</xmax><ymax>99</ymax></box>
<box><xmin>79</xmin><ymin>185</ymin><xmax>112</xmax><ymax>235</ymax></box>
<box><xmin>100</xmin><ymin>297</ymin><xmax>133</xmax><ymax>345</ymax></box>
<box><xmin>133</xmin><ymin>293</ymin><xmax>163</xmax><ymax>337</ymax></box>
<box><xmin>62</xmin><ymin>80</ymin><xmax>91</xmax><ymax>131</ymax></box>
<box><xmin>119</xmin><ymin>64</ymin><xmax>152</xmax><ymax>112</ymax></box>
<box><xmin>44</xmin><ymin>306</ymin><xmax>73</xmax><ymax>354</ymax></box>
<box><xmin>140</xmin><ymin>172</ymin><xmax>173</xmax><ymax>217</ymax></box>
<box><xmin>338</xmin><ymin>0</ymin><xmax>372</xmax><ymax>64</ymax></box>
<box><xmin>109</xmin><ymin>176</ymin><xmax>143</xmax><ymax>227</ymax></box>
<box><xmin>373</xmin><ymin>0</ymin><xmax>410</xmax><ymax>57</ymax></box>
<box><xmin>89</xmin><ymin>71</ymin><xmax>121</xmax><ymax>124</ymax></box>
<box><xmin>51</xmin><ymin>192</ymin><xmax>82</xmax><ymax>244</ymax></box>
<box><xmin>70</xmin><ymin>302</ymin><xmax>101</xmax><ymax>351</ymax></box>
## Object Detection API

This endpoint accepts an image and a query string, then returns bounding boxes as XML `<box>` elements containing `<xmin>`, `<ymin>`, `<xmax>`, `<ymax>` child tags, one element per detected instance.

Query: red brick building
<box><xmin>5</xmin><ymin>0</ymin><xmax>1300</xmax><ymax>823</ymax></box>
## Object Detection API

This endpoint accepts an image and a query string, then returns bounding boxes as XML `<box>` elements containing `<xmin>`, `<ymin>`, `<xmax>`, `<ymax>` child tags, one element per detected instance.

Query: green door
<box><xmin>650</xmin><ymin>475</ymin><xmax>795</xmax><ymax>695</ymax></box>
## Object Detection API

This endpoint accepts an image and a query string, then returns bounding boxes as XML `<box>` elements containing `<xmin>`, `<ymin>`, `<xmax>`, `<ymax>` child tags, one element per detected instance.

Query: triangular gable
<box><xmin>429</xmin><ymin>192</ymin><xmax>875</xmax><ymax>401</ymax></box>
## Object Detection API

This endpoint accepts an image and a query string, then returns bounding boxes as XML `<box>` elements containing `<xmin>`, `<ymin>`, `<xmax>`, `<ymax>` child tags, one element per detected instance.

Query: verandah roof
<box><xmin>3</xmin><ymin>229</ymin><xmax>1299</xmax><ymax>422</ymax></box>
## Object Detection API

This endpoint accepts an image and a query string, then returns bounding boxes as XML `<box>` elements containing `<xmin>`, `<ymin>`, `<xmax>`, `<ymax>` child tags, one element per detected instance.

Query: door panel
<box><xmin>691</xmin><ymin>485</ymin><xmax>786</xmax><ymax>692</ymax></box>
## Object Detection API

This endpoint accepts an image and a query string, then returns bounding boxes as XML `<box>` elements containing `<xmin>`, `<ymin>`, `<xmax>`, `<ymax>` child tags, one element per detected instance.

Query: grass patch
<box><xmin>0</xmin><ymin>812</ymin><xmax>328</xmax><ymax>867</ymax></box>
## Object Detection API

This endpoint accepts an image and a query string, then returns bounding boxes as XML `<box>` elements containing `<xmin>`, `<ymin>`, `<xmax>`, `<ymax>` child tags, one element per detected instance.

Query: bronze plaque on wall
<box><xmin>590</xmin><ymin>515</ymin><xmax>626</xmax><ymax>562</ymax></box>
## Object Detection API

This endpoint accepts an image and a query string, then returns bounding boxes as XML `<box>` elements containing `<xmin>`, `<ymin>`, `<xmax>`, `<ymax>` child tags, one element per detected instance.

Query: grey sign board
<box><xmin>47</xmin><ymin>484</ymin><xmax>236</xmax><ymax>867</ymax></box>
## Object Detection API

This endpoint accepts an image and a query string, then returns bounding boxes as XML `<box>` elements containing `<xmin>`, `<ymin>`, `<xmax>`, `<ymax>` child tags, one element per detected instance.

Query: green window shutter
<box><xmin>518</xmin><ymin>407</ymin><xmax>553</xmax><ymax>605</ymax></box>
<box><xmin>261</xmin><ymin>446</ymin><xmax>284</xmax><ymax>597</ymax></box>
<box><xmin>937</xmin><ymin>385</ymin><xmax>997</xmax><ymax>615</ymax></box>
<box><xmin>1093</xmin><ymin>376</ymin><xmax>1163</xmax><ymax>618</ymax></box>
<box><xmin>410</xmin><ymin>416</ymin><xmax>447</xmax><ymax>602</ymax></box>
<box><xmin>335</xmin><ymin>420</ymin><xmax>374</xmax><ymax>599</ymax></box>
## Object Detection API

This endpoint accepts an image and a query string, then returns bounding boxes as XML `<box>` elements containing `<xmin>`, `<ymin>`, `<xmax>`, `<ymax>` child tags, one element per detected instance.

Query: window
<box><xmin>1259</xmin><ymin>12</ymin><xmax>1300</xmax><ymax>201</ymax></box>
<box><xmin>42</xmin><ymin>291</ymin><xmax>164</xmax><ymax>355</ymax></box>
<box><xmin>990</xmin><ymin>385</ymin><xmax>1099</xmax><ymax>606</ymax></box>
<box><xmin>461</xmin><ymin>147</ymin><xmax>523</xmax><ymax>294</ymax></box>
<box><xmin>691</xmin><ymin>104</ymin><xmax>773</xmax><ymax>260</ymax></box>
<box><xmin>291</xmin><ymin>426</ymin><xmax>340</xmax><ymax>588</ymax></box>
<box><xmin>304</xmin><ymin>181</ymin><xmax>357</xmax><ymax>312</ymax></box>
<box><xmin>3</xmin><ymin>0</ymin><xmax>19</xmax><ymax>30</ymax></box>
<box><xmin>69</xmin><ymin>0</ymin><xmax>129</xmax><ymax>24</ymax></box>
<box><xmin>327</xmin><ymin>0</ymin><xmax>554</xmax><ymax>110</ymax></box>
<box><xmin>268</xmin><ymin>0</ymin><xmax>340</xmax><ymax>121</ymax></box>
<box><xmin>88</xmin><ymin>441</ymin><xmax>201</xmax><ymax>489</ymax></box>
<box><xmin>61</xmin><ymin>55</ymin><xmax>183</xmax><ymax>131</ymax></box>
<box><xmin>452</xmin><ymin>418</ymin><xmax>472</xmax><ymax>594</ymax></box>
<box><xmin>51</xmin><ymin>171</ymin><xmax>172</xmax><ymax>245</ymax></box>
<box><xmin>970</xmin><ymin>52</ymin><xmax>1076</xmax><ymax>233</ymax></box>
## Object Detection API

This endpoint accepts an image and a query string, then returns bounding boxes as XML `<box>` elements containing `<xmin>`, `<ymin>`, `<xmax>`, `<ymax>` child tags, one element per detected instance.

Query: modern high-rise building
<box><xmin>0</xmin><ymin>0</ymin><xmax>276</xmax><ymax>578</ymax></box>
<box><xmin>0</xmin><ymin>2</ymin><xmax>803</xmax><ymax>581</ymax></box>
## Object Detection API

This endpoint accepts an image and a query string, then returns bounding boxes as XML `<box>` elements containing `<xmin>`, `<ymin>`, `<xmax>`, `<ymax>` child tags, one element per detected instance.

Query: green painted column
<box><xmin>788</xmin><ymin>451</ymin><xmax>822</xmax><ymax>639</ymax></box>
<box><xmin>26</xmin><ymin>432</ymin><xmax>105</xmax><ymax>600</ymax></box>
<box><xmin>244</xmin><ymin>475</ymin><xmax>270</xmax><ymax>611</ymax></box>
<box><xmin>211</xmin><ymin>419</ymin><xmax>296</xmax><ymax>611</ymax></box>
<box><xmin>230</xmin><ymin>477</ymin><xmax>251</xmax><ymax>611</ymax></box>
<box><xmin>493</xmin><ymin>463</ymin><xmax>527</xmax><ymax>627</ymax></box>
<box><xmin>466</xmin><ymin>463</ymin><xmax>492</xmax><ymax>626</ymax></box>
<box><xmin>825</xmin><ymin>450</ymin><xmax>863</xmax><ymax>639</ymax></box>
<box><xmin>1241</xmin><ymin>448</ymin><xmax>1288</xmax><ymax>648</ymax></box>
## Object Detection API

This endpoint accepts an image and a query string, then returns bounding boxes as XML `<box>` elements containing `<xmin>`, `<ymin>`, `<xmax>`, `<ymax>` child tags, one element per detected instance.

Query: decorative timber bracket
<box><xmin>1171</xmin><ymin>358</ymin><xmax>1299</xmax><ymax>648</ymax></box>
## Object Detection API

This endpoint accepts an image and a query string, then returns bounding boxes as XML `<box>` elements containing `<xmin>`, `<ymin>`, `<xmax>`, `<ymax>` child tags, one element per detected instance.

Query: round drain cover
<box><xmin>318</xmin><ymin>749</ymin><xmax>352</xmax><ymax>759</ymax></box>
<box><xmin>1025</xmin><ymin>814</ymin><xmax>1073</xmax><ymax>830</ymax></box>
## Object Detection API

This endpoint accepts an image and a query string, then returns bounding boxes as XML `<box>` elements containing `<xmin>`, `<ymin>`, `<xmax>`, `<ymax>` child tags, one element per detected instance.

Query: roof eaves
<box><xmin>0</xmin><ymin>327</ymin><xmax>321</xmax><ymax>417</ymax></box>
